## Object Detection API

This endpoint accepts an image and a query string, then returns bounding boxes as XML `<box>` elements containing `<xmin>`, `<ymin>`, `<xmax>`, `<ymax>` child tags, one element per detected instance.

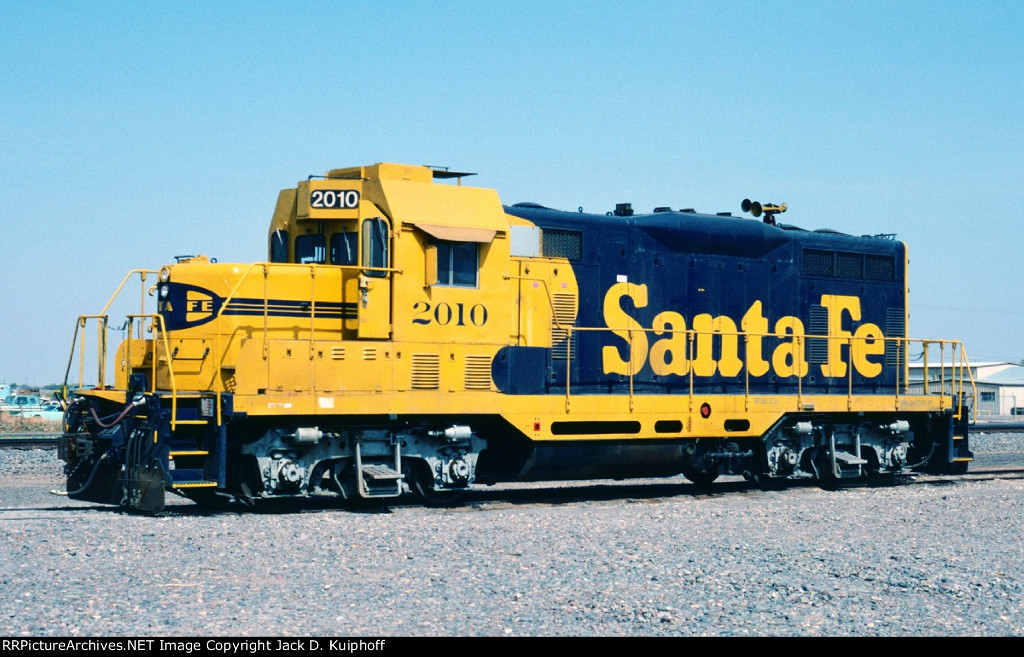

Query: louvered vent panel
<box><xmin>808</xmin><ymin>305</ymin><xmax>829</xmax><ymax>365</ymax></box>
<box><xmin>464</xmin><ymin>355</ymin><xmax>492</xmax><ymax>390</ymax></box>
<box><xmin>363</xmin><ymin>348</ymin><xmax>378</xmax><ymax>361</ymax></box>
<box><xmin>885</xmin><ymin>308</ymin><xmax>906</xmax><ymax>367</ymax></box>
<box><xmin>411</xmin><ymin>354</ymin><xmax>440</xmax><ymax>390</ymax></box>
<box><xmin>551</xmin><ymin>293</ymin><xmax>578</xmax><ymax>360</ymax></box>
<box><xmin>331</xmin><ymin>347</ymin><xmax>346</xmax><ymax>360</ymax></box>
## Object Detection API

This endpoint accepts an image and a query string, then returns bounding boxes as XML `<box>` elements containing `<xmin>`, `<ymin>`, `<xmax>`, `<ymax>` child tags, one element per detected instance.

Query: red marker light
<box><xmin>700</xmin><ymin>403</ymin><xmax>711</xmax><ymax>419</ymax></box>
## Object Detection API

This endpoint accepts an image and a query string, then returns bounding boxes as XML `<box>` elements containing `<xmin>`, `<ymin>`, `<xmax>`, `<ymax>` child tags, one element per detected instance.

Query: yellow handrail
<box><xmin>207</xmin><ymin>261</ymin><xmax>387</xmax><ymax>425</ymax></box>
<box><xmin>550</xmin><ymin>324</ymin><xmax>973</xmax><ymax>419</ymax></box>
<box><xmin>63</xmin><ymin>270</ymin><xmax>158</xmax><ymax>394</ymax></box>
<box><xmin>121</xmin><ymin>313</ymin><xmax>180</xmax><ymax>427</ymax></box>
<box><xmin>98</xmin><ymin>269</ymin><xmax>159</xmax><ymax>316</ymax></box>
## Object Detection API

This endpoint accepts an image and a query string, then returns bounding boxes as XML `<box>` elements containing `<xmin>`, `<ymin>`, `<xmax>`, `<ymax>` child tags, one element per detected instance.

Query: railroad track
<box><xmin>918</xmin><ymin>465</ymin><xmax>1024</xmax><ymax>484</ymax></box>
<box><xmin>0</xmin><ymin>434</ymin><xmax>59</xmax><ymax>449</ymax></box>
<box><xmin>973</xmin><ymin>422</ymin><xmax>1024</xmax><ymax>432</ymax></box>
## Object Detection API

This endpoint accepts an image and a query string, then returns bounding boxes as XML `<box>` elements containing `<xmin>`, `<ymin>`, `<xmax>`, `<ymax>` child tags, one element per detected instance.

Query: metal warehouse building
<box><xmin>909</xmin><ymin>361</ymin><xmax>1024</xmax><ymax>418</ymax></box>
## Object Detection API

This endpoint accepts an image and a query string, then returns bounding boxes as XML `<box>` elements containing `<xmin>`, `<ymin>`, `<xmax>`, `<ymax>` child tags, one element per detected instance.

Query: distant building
<box><xmin>909</xmin><ymin>361</ymin><xmax>1024</xmax><ymax>417</ymax></box>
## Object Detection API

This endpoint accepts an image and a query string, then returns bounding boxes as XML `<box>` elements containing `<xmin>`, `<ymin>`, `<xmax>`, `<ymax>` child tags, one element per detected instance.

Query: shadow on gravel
<box><xmin>42</xmin><ymin>471</ymin><xmax>1008</xmax><ymax>517</ymax></box>
<box><xmin>148</xmin><ymin>477</ymin><xmax>816</xmax><ymax>517</ymax></box>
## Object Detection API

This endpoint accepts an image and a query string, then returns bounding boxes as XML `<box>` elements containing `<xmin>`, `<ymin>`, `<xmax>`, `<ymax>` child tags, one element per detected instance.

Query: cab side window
<box><xmin>295</xmin><ymin>234</ymin><xmax>326</xmax><ymax>264</ymax></box>
<box><xmin>330</xmin><ymin>232</ymin><xmax>357</xmax><ymax>266</ymax></box>
<box><xmin>362</xmin><ymin>218</ymin><xmax>388</xmax><ymax>278</ymax></box>
<box><xmin>270</xmin><ymin>229</ymin><xmax>289</xmax><ymax>263</ymax></box>
<box><xmin>436</xmin><ymin>241</ymin><xmax>478</xmax><ymax>288</ymax></box>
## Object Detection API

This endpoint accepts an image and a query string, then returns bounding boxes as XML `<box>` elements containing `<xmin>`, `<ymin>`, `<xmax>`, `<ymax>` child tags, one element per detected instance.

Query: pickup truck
<box><xmin>1</xmin><ymin>395</ymin><xmax>46</xmax><ymax>416</ymax></box>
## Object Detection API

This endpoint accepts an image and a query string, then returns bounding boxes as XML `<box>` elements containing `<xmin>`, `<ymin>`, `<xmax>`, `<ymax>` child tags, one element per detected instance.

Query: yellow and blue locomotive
<box><xmin>58</xmin><ymin>163</ymin><xmax>975</xmax><ymax>512</ymax></box>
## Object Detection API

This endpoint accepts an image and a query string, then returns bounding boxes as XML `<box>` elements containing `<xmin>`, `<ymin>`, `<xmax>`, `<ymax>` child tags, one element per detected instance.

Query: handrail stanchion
<box><xmin>687</xmin><ymin>330</ymin><xmax>694</xmax><ymax>413</ymax></box>
<box><xmin>97</xmin><ymin>317</ymin><xmax>107</xmax><ymax>389</ymax></box>
<box><xmin>309</xmin><ymin>265</ymin><xmax>317</xmax><ymax>372</ymax></box>
<box><xmin>77</xmin><ymin>318</ymin><xmax>86</xmax><ymax>390</ymax></box>
<box><xmin>940</xmin><ymin>341</ymin><xmax>947</xmax><ymax>411</ymax></box>
<box><xmin>628</xmin><ymin>329</ymin><xmax>635</xmax><ymax>412</ymax></box>
<box><xmin>262</xmin><ymin>264</ymin><xmax>269</xmax><ymax>360</ymax></box>
<box><xmin>922</xmin><ymin>342</ymin><xmax>929</xmax><ymax>395</ymax></box>
<box><xmin>149</xmin><ymin>317</ymin><xmax>157</xmax><ymax>394</ymax></box>
<box><xmin>565</xmin><ymin>326</ymin><xmax>572</xmax><ymax>413</ymax></box>
<box><xmin>744</xmin><ymin>333</ymin><xmax>750</xmax><ymax>411</ymax></box>
<box><xmin>125</xmin><ymin>317</ymin><xmax>133</xmax><ymax>386</ymax></box>
<box><xmin>138</xmin><ymin>273</ymin><xmax>147</xmax><ymax>339</ymax></box>
<box><xmin>847</xmin><ymin>335</ymin><xmax>854</xmax><ymax>411</ymax></box>
<box><xmin>796</xmin><ymin>335</ymin><xmax>803</xmax><ymax>409</ymax></box>
<box><xmin>895</xmin><ymin>338</ymin><xmax>901</xmax><ymax>407</ymax></box>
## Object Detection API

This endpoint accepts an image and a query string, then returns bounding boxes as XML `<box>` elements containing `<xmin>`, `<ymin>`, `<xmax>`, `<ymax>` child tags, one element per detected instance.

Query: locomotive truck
<box><xmin>58</xmin><ymin>163</ymin><xmax>974</xmax><ymax>512</ymax></box>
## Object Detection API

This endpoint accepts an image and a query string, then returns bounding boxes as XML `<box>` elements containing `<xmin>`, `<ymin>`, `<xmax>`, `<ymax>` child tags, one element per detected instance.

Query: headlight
<box><xmin>159</xmin><ymin>267</ymin><xmax>171</xmax><ymax>283</ymax></box>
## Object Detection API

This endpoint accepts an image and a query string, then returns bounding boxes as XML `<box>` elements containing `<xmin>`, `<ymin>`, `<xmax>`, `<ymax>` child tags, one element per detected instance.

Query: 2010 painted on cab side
<box><xmin>411</xmin><ymin>301</ymin><xmax>489</xmax><ymax>327</ymax></box>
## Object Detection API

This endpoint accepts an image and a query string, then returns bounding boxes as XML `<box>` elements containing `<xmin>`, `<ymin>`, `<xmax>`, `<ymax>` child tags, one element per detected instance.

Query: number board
<box><xmin>310</xmin><ymin>189</ymin><xmax>360</xmax><ymax>210</ymax></box>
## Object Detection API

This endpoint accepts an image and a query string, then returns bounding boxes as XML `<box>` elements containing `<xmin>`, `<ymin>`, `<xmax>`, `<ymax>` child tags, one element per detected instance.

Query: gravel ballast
<box><xmin>1</xmin><ymin>433</ymin><xmax>1023</xmax><ymax>637</ymax></box>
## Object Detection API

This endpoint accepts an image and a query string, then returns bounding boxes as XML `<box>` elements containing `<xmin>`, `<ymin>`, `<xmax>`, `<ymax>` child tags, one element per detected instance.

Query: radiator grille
<box><xmin>464</xmin><ymin>355</ymin><xmax>492</xmax><ymax>390</ymax></box>
<box><xmin>803</xmin><ymin>249</ymin><xmax>834</xmax><ymax>277</ymax></box>
<box><xmin>542</xmin><ymin>229</ymin><xmax>583</xmax><ymax>260</ymax></box>
<box><xmin>866</xmin><ymin>254</ymin><xmax>895</xmax><ymax>281</ymax></box>
<box><xmin>411</xmin><ymin>354</ymin><xmax>440</xmax><ymax>390</ymax></box>
<box><xmin>803</xmin><ymin>248</ymin><xmax>896</xmax><ymax>282</ymax></box>
<box><xmin>551</xmin><ymin>293</ymin><xmax>578</xmax><ymax>360</ymax></box>
<box><xmin>836</xmin><ymin>252</ymin><xmax>863</xmax><ymax>279</ymax></box>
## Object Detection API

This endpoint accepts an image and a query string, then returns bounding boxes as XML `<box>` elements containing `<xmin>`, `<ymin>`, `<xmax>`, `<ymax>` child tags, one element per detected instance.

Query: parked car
<box><xmin>30</xmin><ymin>402</ymin><xmax>66</xmax><ymax>422</ymax></box>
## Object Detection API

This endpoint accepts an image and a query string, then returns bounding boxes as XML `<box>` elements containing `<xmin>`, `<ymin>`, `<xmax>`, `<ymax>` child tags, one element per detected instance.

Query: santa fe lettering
<box><xmin>601</xmin><ymin>282</ymin><xmax>885</xmax><ymax>379</ymax></box>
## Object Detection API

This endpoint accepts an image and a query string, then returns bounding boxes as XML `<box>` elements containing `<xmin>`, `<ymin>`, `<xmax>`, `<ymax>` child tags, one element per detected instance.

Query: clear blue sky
<box><xmin>2</xmin><ymin>0</ymin><xmax>1022</xmax><ymax>387</ymax></box>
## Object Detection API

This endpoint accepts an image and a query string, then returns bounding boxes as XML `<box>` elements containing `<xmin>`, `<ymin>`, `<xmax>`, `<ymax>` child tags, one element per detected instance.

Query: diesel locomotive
<box><xmin>58</xmin><ymin>163</ymin><xmax>975</xmax><ymax>512</ymax></box>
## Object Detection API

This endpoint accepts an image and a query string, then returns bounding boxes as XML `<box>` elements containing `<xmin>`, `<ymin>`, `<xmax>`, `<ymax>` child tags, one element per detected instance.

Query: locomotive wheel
<box><xmin>863</xmin><ymin>462</ymin><xmax>896</xmax><ymax>486</ymax></box>
<box><xmin>748</xmin><ymin>471</ymin><xmax>786</xmax><ymax>491</ymax></box>
<box><xmin>231</xmin><ymin>456</ymin><xmax>297</xmax><ymax>513</ymax></box>
<box><xmin>681</xmin><ymin>466</ymin><xmax>719</xmax><ymax>487</ymax></box>
<box><xmin>235</xmin><ymin>484</ymin><xmax>298</xmax><ymax>513</ymax></box>
<box><xmin>405</xmin><ymin>459</ymin><xmax>466</xmax><ymax>507</ymax></box>
<box><xmin>681</xmin><ymin>441</ymin><xmax>720</xmax><ymax>488</ymax></box>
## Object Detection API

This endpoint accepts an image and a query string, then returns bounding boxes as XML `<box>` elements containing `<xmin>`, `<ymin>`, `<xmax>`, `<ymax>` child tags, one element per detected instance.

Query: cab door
<box><xmin>358</xmin><ymin>216</ymin><xmax>392</xmax><ymax>339</ymax></box>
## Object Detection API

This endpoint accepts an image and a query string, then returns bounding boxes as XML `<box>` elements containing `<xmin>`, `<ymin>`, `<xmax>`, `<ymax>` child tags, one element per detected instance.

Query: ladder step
<box><xmin>173</xmin><ymin>420</ymin><xmax>209</xmax><ymax>425</ymax></box>
<box><xmin>171</xmin><ymin>481</ymin><xmax>219</xmax><ymax>489</ymax></box>
<box><xmin>169</xmin><ymin>450</ymin><xmax>209</xmax><ymax>457</ymax></box>
<box><xmin>361</xmin><ymin>464</ymin><xmax>404</xmax><ymax>482</ymax></box>
<box><xmin>833</xmin><ymin>452</ymin><xmax>868</xmax><ymax>465</ymax></box>
<box><xmin>953</xmin><ymin>457</ymin><xmax>974</xmax><ymax>462</ymax></box>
